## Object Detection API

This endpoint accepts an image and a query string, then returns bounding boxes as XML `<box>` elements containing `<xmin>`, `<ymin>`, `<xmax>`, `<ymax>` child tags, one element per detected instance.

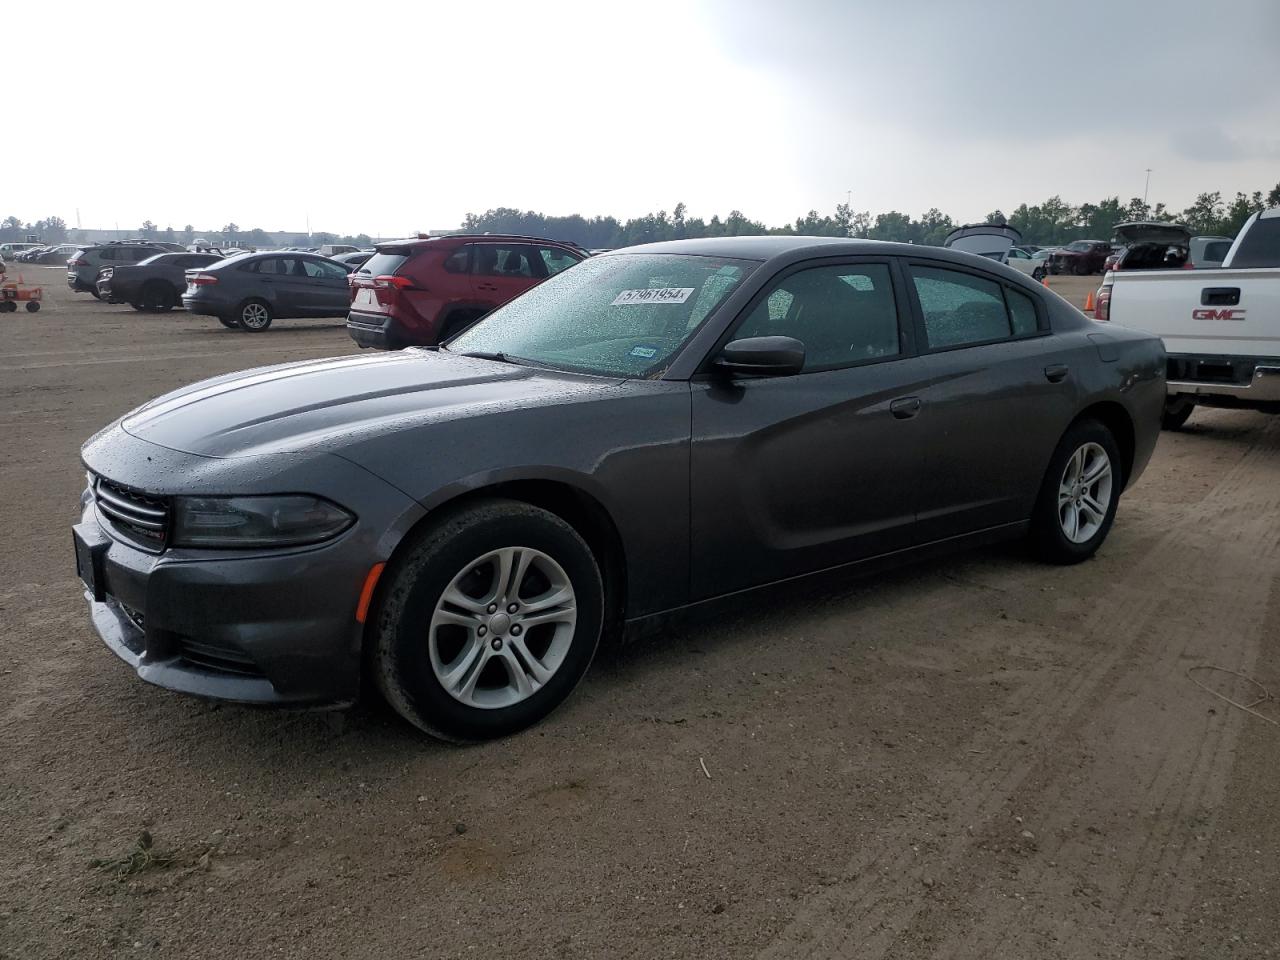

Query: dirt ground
<box><xmin>1</xmin><ymin>269</ymin><xmax>1277</xmax><ymax>959</ymax></box>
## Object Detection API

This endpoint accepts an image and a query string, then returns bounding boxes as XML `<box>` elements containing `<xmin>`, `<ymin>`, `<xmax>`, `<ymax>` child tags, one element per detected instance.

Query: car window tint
<box><xmin>442</xmin><ymin>247</ymin><xmax>470</xmax><ymax>274</ymax></box>
<box><xmin>735</xmin><ymin>264</ymin><xmax>900</xmax><ymax>371</ymax></box>
<box><xmin>1006</xmin><ymin>287</ymin><xmax>1039</xmax><ymax>336</ymax></box>
<box><xmin>1232</xmin><ymin>217</ymin><xmax>1280</xmax><ymax>267</ymax></box>
<box><xmin>912</xmin><ymin>266</ymin><xmax>1012</xmax><ymax>348</ymax></box>
<box><xmin>474</xmin><ymin>244</ymin><xmax>545</xmax><ymax>279</ymax></box>
<box><xmin>302</xmin><ymin>259</ymin><xmax>328</xmax><ymax>279</ymax></box>
<box><xmin>98</xmin><ymin>248</ymin><xmax>116</xmax><ymax>261</ymax></box>
<box><xmin>255</xmin><ymin>258</ymin><xmax>279</xmax><ymax>275</ymax></box>
<box><xmin>538</xmin><ymin>246</ymin><xmax>579</xmax><ymax>276</ymax></box>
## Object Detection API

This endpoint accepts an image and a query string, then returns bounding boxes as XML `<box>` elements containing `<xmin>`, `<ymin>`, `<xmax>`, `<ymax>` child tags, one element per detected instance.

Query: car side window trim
<box><xmin>904</xmin><ymin>259</ymin><xmax>1050</xmax><ymax>355</ymax></box>
<box><xmin>696</xmin><ymin>255</ymin><xmax>919</xmax><ymax>376</ymax></box>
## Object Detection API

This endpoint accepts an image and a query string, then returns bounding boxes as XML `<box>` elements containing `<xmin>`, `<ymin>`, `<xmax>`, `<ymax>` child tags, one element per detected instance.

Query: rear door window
<box><xmin>473</xmin><ymin>244</ymin><xmax>546</xmax><ymax>279</ymax></box>
<box><xmin>910</xmin><ymin>265</ymin><xmax>1013</xmax><ymax>349</ymax></box>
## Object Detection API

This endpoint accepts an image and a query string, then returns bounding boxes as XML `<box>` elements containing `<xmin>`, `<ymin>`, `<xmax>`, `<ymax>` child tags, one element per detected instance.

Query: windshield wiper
<box><xmin>456</xmin><ymin>350</ymin><xmax>519</xmax><ymax>364</ymax></box>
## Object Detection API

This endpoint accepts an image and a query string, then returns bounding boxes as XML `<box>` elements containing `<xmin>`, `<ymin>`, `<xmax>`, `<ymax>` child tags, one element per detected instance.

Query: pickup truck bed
<box><xmin>1107</xmin><ymin>266</ymin><xmax>1280</xmax><ymax>418</ymax></box>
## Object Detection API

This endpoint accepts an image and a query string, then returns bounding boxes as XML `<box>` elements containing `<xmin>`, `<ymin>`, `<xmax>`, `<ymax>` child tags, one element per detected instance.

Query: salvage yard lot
<box><xmin>3</xmin><ymin>268</ymin><xmax>1279</xmax><ymax>959</ymax></box>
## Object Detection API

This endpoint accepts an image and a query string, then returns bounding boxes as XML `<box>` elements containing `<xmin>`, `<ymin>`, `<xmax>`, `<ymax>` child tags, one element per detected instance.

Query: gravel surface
<box><xmin>2</xmin><ymin>269</ymin><xmax>1277</xmax><ymax>959</ymax></box>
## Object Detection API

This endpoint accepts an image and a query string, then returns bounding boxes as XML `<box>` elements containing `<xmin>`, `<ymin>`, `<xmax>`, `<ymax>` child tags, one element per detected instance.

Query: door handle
<box><xmin>889</xmin><ymin>396</ymin><xmax>922</xmax><ymax>419</ymax></box>
<box><xmin>1201</xmin><ymin>287</ymin><xmax>1240</xmax><ymax>306</ymax></box>
<box><xmin>1044</xmin><ymin>363</ymin><xmax>1069</xmax><ymax>383</ymax></box>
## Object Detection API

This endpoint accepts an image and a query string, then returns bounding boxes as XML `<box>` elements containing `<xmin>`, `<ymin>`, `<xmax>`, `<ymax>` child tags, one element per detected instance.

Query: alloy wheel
<box><xmin>1058</xmin><ymin>442</ymin><xmax>1113</xmax><ymax>543</ymax></box>
<box><xmin>429</xmin><ymin>546</ymin><xmax>577</xmax><ymax>709</ymax></box>
<box><xmin>241</xmin><ymin>303</ymin><xmax>270</xmax><ymax>329</ymax></box>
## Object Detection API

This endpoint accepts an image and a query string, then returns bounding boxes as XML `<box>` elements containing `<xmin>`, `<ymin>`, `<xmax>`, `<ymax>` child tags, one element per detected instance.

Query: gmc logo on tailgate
<box><xmin>1192</xmin><ymin>308</ymin><xmax>1246</xmax><ymax>321</ymax></box>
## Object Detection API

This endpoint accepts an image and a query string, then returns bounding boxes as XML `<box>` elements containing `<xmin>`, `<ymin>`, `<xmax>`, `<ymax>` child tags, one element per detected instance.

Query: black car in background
<box><xmin>67</xmin><ymin>241</ymin><xmax>176</xmax><ymax>296</ymax></box>
<box><xmin>97</xmin><ymin>252</ymin><xmax>224</xmax><ymax>311</ymax></box>
<box><xmin>181</xmin><ymin>250</ymin><xmax>353</xmax><ymax>330</ymax></box>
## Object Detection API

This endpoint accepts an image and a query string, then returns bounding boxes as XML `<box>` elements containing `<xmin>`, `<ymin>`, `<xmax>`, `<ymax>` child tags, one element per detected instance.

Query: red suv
<box><xmin>346</xmin><ymin>234</ymin><xmax>586</xmax><ymax>349</ymax></box>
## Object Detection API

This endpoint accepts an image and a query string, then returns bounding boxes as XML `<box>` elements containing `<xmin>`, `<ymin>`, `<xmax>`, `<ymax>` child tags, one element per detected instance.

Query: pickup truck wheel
<box><xmin>138</xmin><ymin>282</ymin><xmax>176</xmax><ymax>313</ymax></box>
<box><xmin>372</xmin><ymin>499</ymin><xmax>604</xmax><ymax>742</ymax></box>
<box><xmin>237</xmin><ymin>300</ymin><xmax>272</xmax><ymax>331</ymax></box>
<box><xmin>1031</xmin><ymin>420</ymin><xmax>1122</xmax><ymax>565</ymax></box>
<box><xmin>1162</xmin><ymin>396</ymin><xmax>1196</xmax><ymax>431</ymax></box>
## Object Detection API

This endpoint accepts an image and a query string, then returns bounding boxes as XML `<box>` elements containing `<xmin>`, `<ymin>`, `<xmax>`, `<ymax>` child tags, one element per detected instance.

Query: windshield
<box><xmin>447</xmin><ymin>253</ymin><xmax>755</xmax><ymax>377</ymax></box>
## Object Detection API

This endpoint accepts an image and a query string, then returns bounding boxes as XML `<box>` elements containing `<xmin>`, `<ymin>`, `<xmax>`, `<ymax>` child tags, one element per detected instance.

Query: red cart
<box><xmin>0</xmin><ymin>274</ymin><xmax>42</xmax><ymax>312</ymax></box>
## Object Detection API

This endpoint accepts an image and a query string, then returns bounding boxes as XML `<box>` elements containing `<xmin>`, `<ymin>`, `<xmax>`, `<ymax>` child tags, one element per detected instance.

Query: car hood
<box><xmin>121</xmin><ymin>350</ymin><xmax>617</xmax><ymax>459</ymax></box>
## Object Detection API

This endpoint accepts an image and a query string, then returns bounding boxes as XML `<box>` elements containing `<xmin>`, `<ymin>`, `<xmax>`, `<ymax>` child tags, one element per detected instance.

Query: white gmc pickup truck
<box><xmin>1105</xmin><ymin>207</ymin><xmax>1280</xmax><ymax>429</ymax></box>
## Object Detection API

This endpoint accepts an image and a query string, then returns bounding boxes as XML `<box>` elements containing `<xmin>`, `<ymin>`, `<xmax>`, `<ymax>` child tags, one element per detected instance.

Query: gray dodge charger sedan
<box><xmin>74</xmin><ymin>237</ymin><xmax>1165</xmax><ymax>741</ymax></box>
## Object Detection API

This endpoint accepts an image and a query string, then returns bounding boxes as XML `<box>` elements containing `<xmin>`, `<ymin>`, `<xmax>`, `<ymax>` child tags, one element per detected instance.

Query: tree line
<box><xmin>462</xmin><ymin>183</ymin><xmax>1280</xmax><ymax>249</ymax></box>
<box><xmin>4</xmin><ymin>182</ymin><xmax>1277</xmax><ymax>251</ymax></box>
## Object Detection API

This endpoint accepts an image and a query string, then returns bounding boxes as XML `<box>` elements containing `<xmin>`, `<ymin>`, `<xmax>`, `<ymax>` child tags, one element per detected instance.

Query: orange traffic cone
<box><xmin>1041</xmin><ymin>275</ymin><xmax>1050</xmax><ymax>287</ymax></box>
<box><xmin>1084</xmin><ymin>290</ymin><xmax>1095</xmax><ymax>312</ymax></box>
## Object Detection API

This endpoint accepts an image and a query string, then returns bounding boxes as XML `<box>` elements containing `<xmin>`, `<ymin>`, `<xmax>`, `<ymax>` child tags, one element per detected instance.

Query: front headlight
<box><xmin>171</xmin><ymin>495</ymin><xmax>354</xmax><ymax>548</ymax></box>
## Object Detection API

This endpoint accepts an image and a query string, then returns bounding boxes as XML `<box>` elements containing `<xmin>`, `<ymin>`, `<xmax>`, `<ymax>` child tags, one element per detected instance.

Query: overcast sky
<box><xmin>7</xmin><ymin>0</ymin><xmax>1278</xmax><ymax>235</ymax></box>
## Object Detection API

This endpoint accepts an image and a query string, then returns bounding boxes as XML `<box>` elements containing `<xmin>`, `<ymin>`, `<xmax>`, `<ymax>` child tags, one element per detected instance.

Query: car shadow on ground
<box><xmin>136</xmin><ymin>537</ymin><xmax>1032</xmax><ymax>769</ymax></box>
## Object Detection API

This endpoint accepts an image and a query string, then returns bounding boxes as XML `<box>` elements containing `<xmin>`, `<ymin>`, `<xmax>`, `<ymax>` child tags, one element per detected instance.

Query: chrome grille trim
<box><xmin>92</xmin><ymin>475</ymin><xmax>170</xmax><ymax>551</ymax></box>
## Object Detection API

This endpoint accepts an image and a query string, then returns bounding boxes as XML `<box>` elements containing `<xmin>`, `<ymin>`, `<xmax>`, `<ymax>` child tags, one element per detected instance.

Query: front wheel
<box><xmin>237</xmin><ymin>300</ymin><xmax>272</xmax><ymax>331</ymax></box>
<box><xmin>1162</xmin><ymin>396</ymin><xmax>1195</xmax><ymax>431</ymax></box>
<box><xmin>25</xmin><ymin>301</ymin><xmax>39</xmax><ymax>312</ymax></box>
<box><xmin>1031</xmin><ymin>420</ymin><xmax>1122</xmax><ymax>564</ymax></box>
<box><xmin>373</xmin><ymin>499</ymin><xmax>604</xmax><ymax>742</ymax></box>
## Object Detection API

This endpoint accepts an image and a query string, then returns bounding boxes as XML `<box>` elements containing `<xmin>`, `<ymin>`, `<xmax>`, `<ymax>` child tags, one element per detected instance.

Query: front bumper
<box><xmin>75</xmin><ymin>507</ymin><xmax>368</xmax><ymax>706</ymax></box>
<box><xmin>74</xmin><ymin>428</ymin><xmax>428</xmax><ymax>707</ymax></box>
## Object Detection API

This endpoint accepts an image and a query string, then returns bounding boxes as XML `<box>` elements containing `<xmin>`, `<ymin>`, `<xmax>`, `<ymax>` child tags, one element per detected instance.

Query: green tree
<box><xmin>139</xmin><ymin>220</ymin><xmax>157</xmax><ymax>237</ymax></box>
<box><xmin>1181</xmin><ymin>192</ymin><xmax>1224</xmax><ymax>234</ymax></box>
<box><xmin>984</xmin><ymin>209</ymin><xmax>1007</xmax><ymax>226</ymax></box>
<box><xmin>1268</xmin><ymin>183</ymin><xmax>1280</xmax><ymax>207</ymax></box>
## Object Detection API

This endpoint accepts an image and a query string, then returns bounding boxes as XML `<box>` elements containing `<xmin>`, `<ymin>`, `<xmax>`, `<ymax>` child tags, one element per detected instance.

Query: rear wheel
<box><xmin>1162</xmin><ymin>396</ymin><xmax>1196</xmax><ymax>430</ymax></box>
<box><xmin>25</xmin><ymin>301</ymin><xmax>39</xmax><ymax>312</ymax></box>
<box><xmin>137</xmin><ymin>282</ymin><xmax>176</xmax><ymax>313</ymax></box>
<box><xmin>237</xmin><ymin>299</ymin><xmax>272</xmax><ymax>331</ymax></box>
<box><xmin>1031</xmin><ymin>420</ymin><xmax>1122</xmax><ymax>564</ymax></box>
<box><xmin>373</xmin><ymin>499</ymin><xmax>604</xmax><ymax>742</ymax></box>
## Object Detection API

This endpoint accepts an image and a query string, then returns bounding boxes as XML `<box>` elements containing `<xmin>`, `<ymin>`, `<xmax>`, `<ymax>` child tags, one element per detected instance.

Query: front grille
<box><xmin>174</xmin><ymin>636</ymin><xmax>265</xmax><ymax>678</ymax></box>
<box><xmin>93</xmin><ymin>476</ymin><xmax>170</xmax><ymax>552</ymax></box>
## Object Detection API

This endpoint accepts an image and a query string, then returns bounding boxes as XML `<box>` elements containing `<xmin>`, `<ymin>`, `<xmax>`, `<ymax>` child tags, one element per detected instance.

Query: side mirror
<box><xmin>713</xmin><ymin>336</ymin><xmax>805</xmax><ymax>377</ymax></box>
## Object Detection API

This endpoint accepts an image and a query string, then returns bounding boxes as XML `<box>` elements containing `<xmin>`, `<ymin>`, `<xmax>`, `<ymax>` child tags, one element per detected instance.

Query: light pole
<box><xmin>1143</xmin><ymin>169</ymin><xmax>1152</xmax><ymax>208</ymax></box>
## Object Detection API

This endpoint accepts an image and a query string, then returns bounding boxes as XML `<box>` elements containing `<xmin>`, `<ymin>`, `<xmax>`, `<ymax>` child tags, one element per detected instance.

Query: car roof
<box><xmin>375</xmin><ymin>233</ymin><xmax>583</xmax><ymax>253</ymax></box>
<box><xmin>605</xmin><ymin>234</ymin><xmax>1003</xmax><ymax>265</ymax></box>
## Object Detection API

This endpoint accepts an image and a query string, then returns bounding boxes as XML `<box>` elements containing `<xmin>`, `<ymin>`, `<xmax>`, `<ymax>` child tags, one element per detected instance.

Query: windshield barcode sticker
<box><xmin>611</xmin><ymin>287</ymin><xmax>695</xmax><ymax>306</ymax></box>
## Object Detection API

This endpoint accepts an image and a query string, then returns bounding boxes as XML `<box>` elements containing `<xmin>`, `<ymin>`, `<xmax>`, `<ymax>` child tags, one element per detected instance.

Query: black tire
<box><xmin>1031</xmin><ymin>419</ymin><xmax>1123</xmax><ymax>565</ymax></box>
<box><xmin>0</xmin><ymin>301</ymin><xmax>15</xmax><ymax>313</ymax></box>
<box><xmin>1162</xmin><ymin>396</ymin><xmax>1196</xmax><ymax>431</ymax></box>
<box><xmin>440</xmin><ymin>311</ymin><xmax>484</xmax><ymax>344</ymax></box>
<box><xmin>137</xmin><ymin>282</ymin><xmax>176</xmax><ymax>313</ymax></box>
<box><xmin>26</xmin><ymin>301</ymin><xmax>39</xmax><ymax>312</ymax></box>
<box><xmin>218</xmin><ymin>315</ymin><xmax>240</xmax><ymax>329</ymax></box>
<box><xmin>237</xmin><ymin>299</ymin><xmax>272</xmax><ymax>331</ymax></box>
<box><xmin>372</xmin><ymin>498</ymin><xmax>604</xmax><ymax>742</ymax></box>
<box><xmin>1032</xmin><ymin>267</ymin><xmax>1045</xmax><ymax>282</ymax></box>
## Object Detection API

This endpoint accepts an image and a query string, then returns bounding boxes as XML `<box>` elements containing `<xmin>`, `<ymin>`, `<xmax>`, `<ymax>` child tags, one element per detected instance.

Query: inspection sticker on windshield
<box><xmin>630</xmin><ymin>345</ymin><xmax>658</xmax><ymax>359</ymax></box>
<box><xmin>611</xmin><ymin>287</ymin><xmax>695</xmax><ymax>306</ymax></box>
